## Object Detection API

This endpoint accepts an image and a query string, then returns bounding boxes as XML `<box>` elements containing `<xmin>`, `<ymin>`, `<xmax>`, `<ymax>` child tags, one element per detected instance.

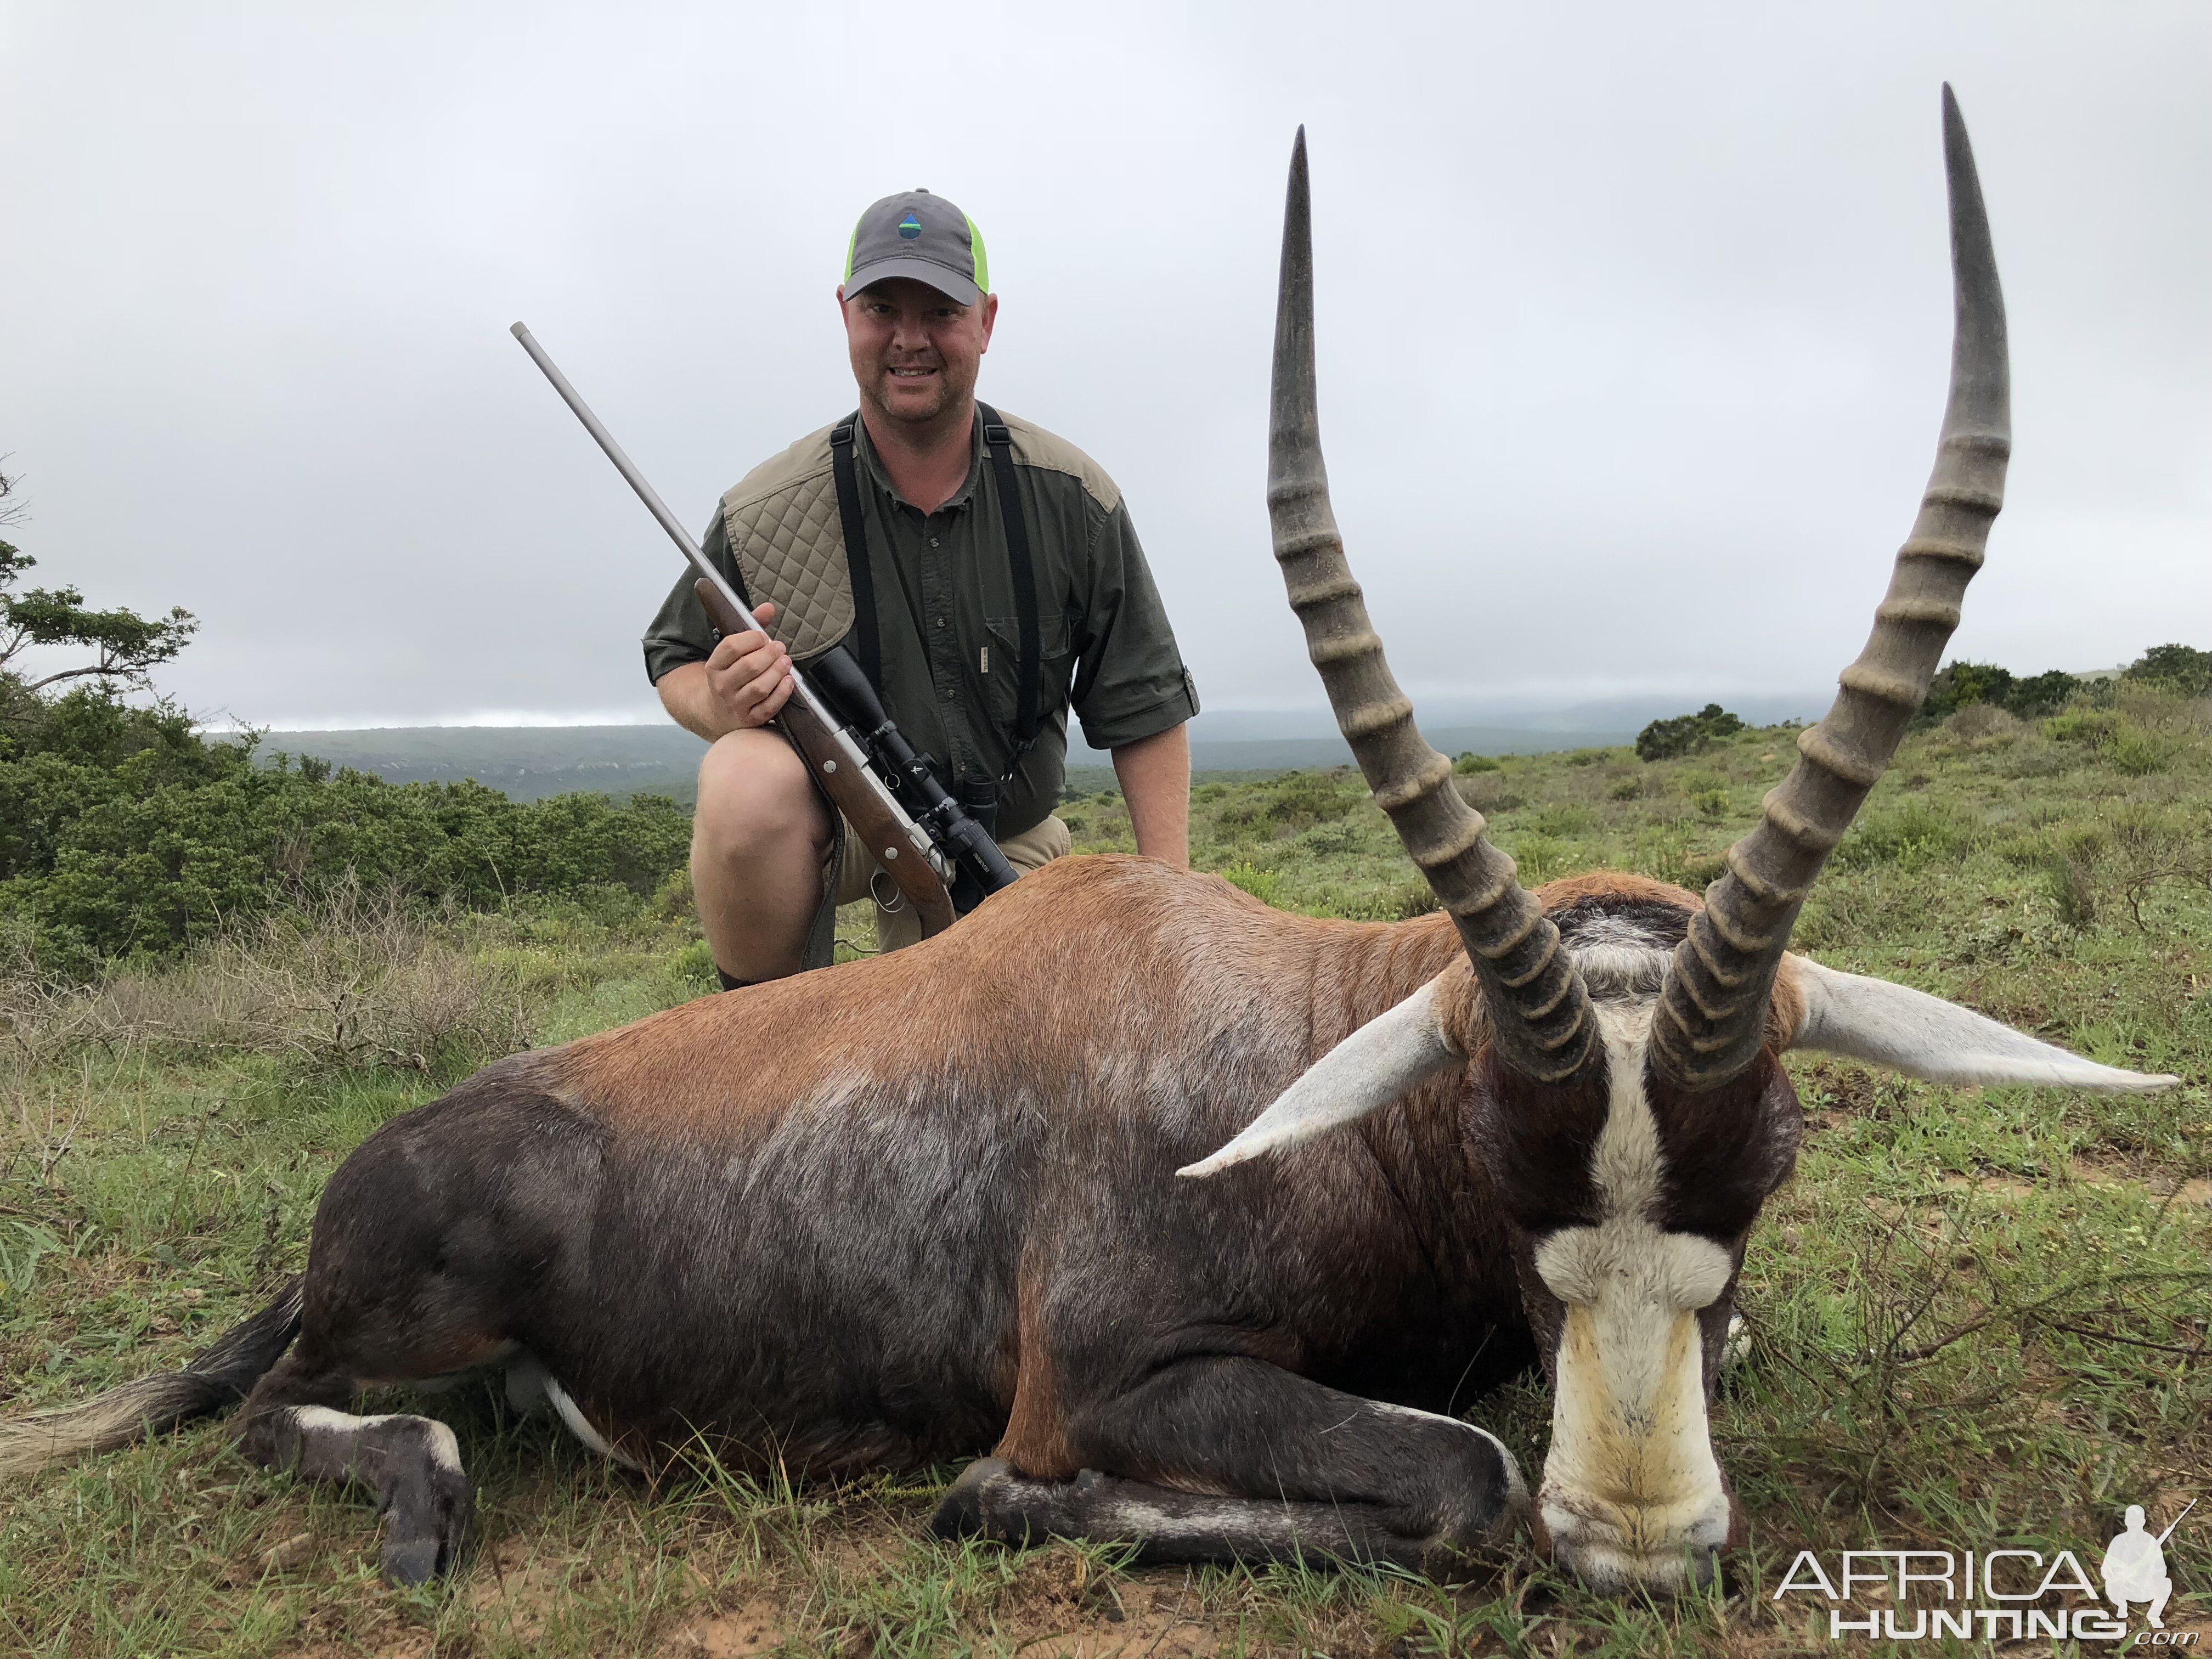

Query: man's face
<box><xmin>838</xmin><ymin>276</ymin><xmax>998</xmax><ymax>430</ymax></box>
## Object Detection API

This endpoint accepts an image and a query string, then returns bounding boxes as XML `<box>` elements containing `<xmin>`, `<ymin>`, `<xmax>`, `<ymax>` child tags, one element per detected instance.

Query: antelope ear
<box><xmin>1178</xmin><ymin>975</ymin><xmax>1466</xmax><ymax>1178</ymax></box>
<box><xmin>1787</xmin><ymin>956</ymin><xmax>2179</xmax><ymax>1092</ymax></box>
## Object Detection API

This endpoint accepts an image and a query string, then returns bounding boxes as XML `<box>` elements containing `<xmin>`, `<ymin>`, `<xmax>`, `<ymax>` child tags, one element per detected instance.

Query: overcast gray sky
<box><xmin>3</xmin><ymin>2</ymin><xmax>2205</xmax><ymax>730</ymax></box>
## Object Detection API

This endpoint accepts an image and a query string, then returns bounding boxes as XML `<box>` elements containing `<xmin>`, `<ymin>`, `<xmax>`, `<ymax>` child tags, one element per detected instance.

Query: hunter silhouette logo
<box><xmin>2103</xmin><ymin>1500</ymin><xmax>2192</xmax><ymax>1630</ymax></box>
<box><xmin>897</xmin><ymin>212</ymin><xmax>922</xmax><ymax>239</ymax></box>
<box><xmin>1773</xmin><ymin>1500</ymin><xmax>2200</xmax><ymax>1642</ymax></box>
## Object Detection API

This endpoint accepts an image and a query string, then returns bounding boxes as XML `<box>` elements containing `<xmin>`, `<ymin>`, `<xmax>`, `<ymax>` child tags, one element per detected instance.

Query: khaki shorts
<box><xmin>833</xmin><ymin>812</ymin><xmax>1073</xmax><ymax>955</ymax></box>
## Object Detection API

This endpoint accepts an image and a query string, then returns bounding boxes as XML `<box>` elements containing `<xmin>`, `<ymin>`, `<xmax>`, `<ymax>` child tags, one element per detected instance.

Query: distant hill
<box><xmin>235</xmin><ymin>723</ymin><xmax>1642</xmax><ymax>802</ymax></box>
<box><xmin>233</xmin><ymin>690</ymin><xmax>1832</xmax><ymax>802</ymax></box>
<box><xmin>240</xmin><ymin>725</ymin><xmax>711</xmax><ymax>803</ymax></box>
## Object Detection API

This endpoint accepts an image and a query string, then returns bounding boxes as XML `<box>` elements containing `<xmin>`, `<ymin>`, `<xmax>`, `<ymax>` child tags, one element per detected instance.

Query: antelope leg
<box><xmin>932</xmin><ymin>1356</ymin><xmax>1525</xmax><ymax>1572</ymax></box>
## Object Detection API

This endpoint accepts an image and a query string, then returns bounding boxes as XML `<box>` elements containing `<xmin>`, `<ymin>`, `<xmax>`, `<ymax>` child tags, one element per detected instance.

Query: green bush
<box><xmin>1635</xmin><ymin>704</ymin><xmax>1743</xmax><ymax>762</ymax></box>
<box><xmin>0</xmin><ymin>684</ymin><xmax>690</xmax><ymax>977</ymax></box>
<box><xmin>1528</xmin><ymin>803</ymin><xmax>1594</xmax><ymax>837</ymax></box>
<box><xmin>2044</xmin><ymin>708</ymin><xmax>2124</xmax><ymax>747</ymax></box>
<box><xmin>1220</xmin><ymin>862</ymin><xmax>1286</xmax><ymax>906</ymax></box>
<box><xmin>1216</xmin><ymin>770</ymin><xmax>1358</xmax><ymax>834</ymax></box>
<box><xmin>2042</xmin><ymin>707</ymin><xmax>2168</xmax><ymax>774</ymax></box>
<box><xmin>1673</xmin><ymin>850</ymin><xmax>1730</xmax><ymax>891</ymax></box>
<box><xmin>1921</xmin><ymin>659</ymin><xmax>2079</xmax><ymax>723</ymax></box>
<box><xmin>2123</xmin><ymin>642</ymin><xmax>2212</xmax><ymax>697</ymax></box>
<box><xmin>1831</xmin><ymin>799</ymin><xmax>1969</xmax><ymax>872</ymax></box>
<box><xmin>1506</xmin><ymin>833</ymin><xmax>1572</xmax><ymax>884</ymax></box>
<box><xmin>2110</xmin><ymin>733</ymin><xmax>2171</xmax><ymax>777</ymax></box>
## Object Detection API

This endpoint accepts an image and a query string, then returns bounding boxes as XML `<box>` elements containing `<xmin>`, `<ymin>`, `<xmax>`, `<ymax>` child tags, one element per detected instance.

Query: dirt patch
<box><xmin>465</xmin><ymin>1530</ymin><xmax>575</xmax><ymax>1644</ymax></box>
<box><xmin>290</xmin><ymin>1640</ymin><xmax>433</xmax><ymax>1659</ymax></box>
<box><xmin>1005</xmin><ymin>1578</ymin><xmax>1220</xmax><ymax>1659</ymax></box>
<box><xmin>1933</xmin><ymin>1158</ymin><xmax>2212</xmax><ymax>1206</ymax></box>
<box><xmin>664</xmin><ymin>1599</ymin><xmax>788</xmax><ymax>1656</ymax></box>
<box><xmin>1009</xmin><ymin>1612</ymin><xmax>1218</xmax><ymax>1658</ymax></box>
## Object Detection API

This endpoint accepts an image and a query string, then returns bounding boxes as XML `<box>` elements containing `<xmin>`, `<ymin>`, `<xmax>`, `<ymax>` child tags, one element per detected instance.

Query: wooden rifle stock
<box><xmin>692</xmin><ymin>579</ymin><xmax>955</xmax><ymax>939</ymax></box>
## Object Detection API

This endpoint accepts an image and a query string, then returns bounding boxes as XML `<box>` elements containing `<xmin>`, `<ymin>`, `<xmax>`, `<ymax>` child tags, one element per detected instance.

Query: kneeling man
<box><xmin>644</xmin><ymin>189</ymin><xmax>1198</xmax><ymax>985</ymax></box>
<box><xmin>2102</xmin><ymin>1505</ymin><xmax>2174</xmax><ymax>1629</ymax></box>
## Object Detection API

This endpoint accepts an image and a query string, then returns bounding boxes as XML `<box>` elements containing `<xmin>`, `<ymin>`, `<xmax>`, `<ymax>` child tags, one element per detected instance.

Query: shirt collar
<box><xmin>851</xmin><ymin>407</ymin><xmax>985</xmax><ymax>514</ymax></box>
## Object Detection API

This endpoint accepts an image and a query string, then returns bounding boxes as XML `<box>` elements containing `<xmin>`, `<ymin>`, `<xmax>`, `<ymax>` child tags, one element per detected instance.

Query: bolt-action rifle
<box><xmin>510</xmin><ymin>323</ymin><xmax>1018</xmax><ymax>937</ymax></box>
<box><xmin>2155</xmin><ymin>1499</ymin><xmax>2195</xmax><ymax>1546</ymax></box>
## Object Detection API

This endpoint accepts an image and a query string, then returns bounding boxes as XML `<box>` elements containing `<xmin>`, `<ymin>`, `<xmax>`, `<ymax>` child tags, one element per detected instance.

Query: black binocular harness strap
<box><xmin>828</xmin><ymin>407</ymin><xmax>1042</xmax><ymax>771</ymax></box>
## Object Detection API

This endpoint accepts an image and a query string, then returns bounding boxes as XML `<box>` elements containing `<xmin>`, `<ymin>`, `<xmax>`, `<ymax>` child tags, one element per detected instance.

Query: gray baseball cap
<box><xmin>842</xmin><ymin>189</ymin><xmax>990</xmax><ymax>306</ymax></box>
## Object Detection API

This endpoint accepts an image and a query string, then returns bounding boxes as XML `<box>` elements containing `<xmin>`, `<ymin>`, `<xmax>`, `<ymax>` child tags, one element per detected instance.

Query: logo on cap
<box><xmin>898</xmin><ymin>212</ymin><xmax>922</xmax><ymax>240</ymax></box>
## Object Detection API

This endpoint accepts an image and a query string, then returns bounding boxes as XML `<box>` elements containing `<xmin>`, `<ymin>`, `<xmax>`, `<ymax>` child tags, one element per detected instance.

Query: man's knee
<box><xmin>693</xmin><ymin>731</ymin><xmax>828</xmax><ymax>862</ymax></box>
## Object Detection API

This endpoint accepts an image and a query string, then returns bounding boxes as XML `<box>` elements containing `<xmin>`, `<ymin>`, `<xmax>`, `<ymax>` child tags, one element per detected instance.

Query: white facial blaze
<box><xmin>1532</xmin><ymin>1005</ymin><xmax>1735</xmax><ymax>1589</ymax></box>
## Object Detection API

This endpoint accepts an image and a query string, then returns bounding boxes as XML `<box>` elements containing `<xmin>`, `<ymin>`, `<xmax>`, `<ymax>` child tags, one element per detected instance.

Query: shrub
<box><xmin>1215</xmin><ymin>770</ymin><xmax>1356</xmax><ymax>835</ymax></box>
<box><xmin>1453</xmin><ymin>752</ymin><xmax>1501</xmax><ymax>775</ymax></box>
<box><xmin>2045</xmin><ymin>855</ymin><xmax>2097</xmax><ymax>930</ymax></box>
<box><xmin>1921</xmin><ymin>660</ymin><xmax>2079</xmax><ymax>723</ymax></box>
<box><xmin>1944</xmin><ymin>703</ymin><xmax>2022</xmax><ymax>742</ymax></box>
<box><xmin>1220</xmin><ymin>862</ymin><xmax>1286</xmax><ymax>907</ymax></box>
<box><xmin>1635</xmin><ymin>704</ymin><xmax>1743</xmax><ymax>762</ymax></box>
<box><xmin>2042</xmin><ymin>805</ymin><xmax>2212</xmax><ymax>932</ymax></box>
<box><xmin>1506</xmin><ymin>834</ymin><xmax>1573</xmax><ymax>884</ymax></box>
<box><xmin>0</xmin><ymin>685</ymin><xmax>692</xmax><ymax>977</ymax></box>
<box><xmin>2041</xmin><ymin>708</ymin><xmax>2168</xmax><ymax>774</ymax></box>
<box><xmin>2109</xmin><ymin>733</ymin><xmax>2170</xmax><ymax>777</ymax></box>
<box><xmin>1391</xmin><ymin>883</ymin><xmax>1440</xmax><ymax>918</ymax></box>
<box><xmin>2123</xmin><ymin>642</ymin><xmax>2212</xmax><ymax>697</ymax></box>
<box><xmin>1832</xmin><ymin>799</ymin><xmax>1968</xmax><ymax>872</ymax></box>
<box><xmin>1529</xmin><ymin>803</ymin><xmax>1594</xmax><ymax>837</ymax></box>
<box><xmin>1456</xmin><ymin>777</ymin><xmax>1523</xmax><ymax>815</ymax></box>
<box><xmin>1673</xmin><ymin>850</ymin><xmax>1730</xmax><ymax>891</ymax></box>
<box><xmin>2045</xmin><ymin>709</ymin><xmax>2124</xmax><ymax>748</ymax></box>
<box><xmin>0</xmin><ymin>879</ymin><xmax>534</xmax><ymax>1079</ymax></box>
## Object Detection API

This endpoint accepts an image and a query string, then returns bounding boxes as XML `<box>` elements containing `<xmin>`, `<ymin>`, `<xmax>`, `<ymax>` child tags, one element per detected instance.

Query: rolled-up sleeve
<box><xmin>640</xmin><ymin>511</ymin><xmax>742</xmax><ymax>686</ymax></box>
<box><xmin>1068</xmin><ymin>500</ymin><xmax>1200</xmax><ymax>751</ymax></box>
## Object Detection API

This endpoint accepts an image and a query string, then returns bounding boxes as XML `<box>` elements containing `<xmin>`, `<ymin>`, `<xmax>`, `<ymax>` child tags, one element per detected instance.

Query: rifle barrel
<box><xmin>2155</xmin><ymin>1497</ymin><xmax>2195</xmax><ymax>1545</ymax></box>
<box><xmin>508</xmin><ymin>321</ymin><xmax>842</xmax><ymax>733</ymax></box>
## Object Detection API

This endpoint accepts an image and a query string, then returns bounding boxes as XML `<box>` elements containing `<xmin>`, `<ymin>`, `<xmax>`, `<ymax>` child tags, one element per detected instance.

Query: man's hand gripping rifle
<box><xmin>510</xmin><ymin>323</ymin><xmax>1018</xmax><ymax>939</ymax></box>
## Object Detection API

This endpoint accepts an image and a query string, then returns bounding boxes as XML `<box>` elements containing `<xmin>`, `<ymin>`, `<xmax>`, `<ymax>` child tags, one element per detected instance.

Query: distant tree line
<box><xmin>1631</xmin><ymin>643</ymin><xmax>2209</xmax><ymax>765</ymax></box>
<box><xmin>1</xmin><ymin>465</ymin><xmax>690</xmax><ymax>980</ymax></box>
<box><xmin>1919</xmin><ymin>659</ymin><xmax>2079</xmax><ymax>723</ymax></box>
<box><xmin>2123</xmin><ymin>642</ymin><xmax>2212</xmax><ymax>698</ymax></box>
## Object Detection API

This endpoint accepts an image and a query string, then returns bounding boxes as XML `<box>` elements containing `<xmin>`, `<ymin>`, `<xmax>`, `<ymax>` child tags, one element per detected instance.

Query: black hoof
<box><xmin>372</xmin><ymin>1423</ymin><xmax>473</xmax><ymax>1584</ymax></box>
<box><xmin>380</xmin><ymin>1489</ymin><xmax>470</xmax><ymax>1585</ymax></box>
<box><xmin>382</xmin><ymin>1533</ymin><xmax>443</xmax><ymax>1586</ymax></box>
<box><xmin>928</xmin><ymin>1455</ymin><xmax>1015</xmax><ymax>1542</ymax></box>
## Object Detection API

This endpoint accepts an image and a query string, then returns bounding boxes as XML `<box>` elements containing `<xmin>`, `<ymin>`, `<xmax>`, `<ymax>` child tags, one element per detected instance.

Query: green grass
<box><xmin>4</xmin><ymin>687</ymin><xmax>2209</xmax><ymax>1655</ymax></box>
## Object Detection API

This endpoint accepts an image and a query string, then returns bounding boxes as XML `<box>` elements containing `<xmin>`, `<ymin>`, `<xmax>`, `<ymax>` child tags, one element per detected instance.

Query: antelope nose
<box><xmin>1536</xmin><ymin>1480</ymin><xmax>1734</xmax><ymax>1596</ymax></box>
<box><xmin>1544</xmin><ymin>1516</ymin><xmax>1724</xmax><ymax>1594</ymax></box>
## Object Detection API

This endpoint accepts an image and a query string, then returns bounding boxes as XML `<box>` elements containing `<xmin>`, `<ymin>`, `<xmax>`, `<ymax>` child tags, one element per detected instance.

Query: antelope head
<box><xmin>1185</xmin><ymin>93</ymin><xmax>2177</xmax><ymax>1594</ymax></box>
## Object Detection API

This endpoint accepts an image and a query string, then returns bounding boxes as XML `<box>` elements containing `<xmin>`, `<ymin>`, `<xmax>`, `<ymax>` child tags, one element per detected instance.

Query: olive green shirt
<box><xmin>642</xmin><ymin>409</ymin><xmax>1199</xmax><ymax>839</ymax></box>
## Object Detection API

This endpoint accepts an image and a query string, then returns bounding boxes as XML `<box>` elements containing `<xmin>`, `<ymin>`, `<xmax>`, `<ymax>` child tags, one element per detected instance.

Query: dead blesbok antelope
<box><xmin>0</xmin><ymin>91</ymin><xmax>2179</xmax><ymax>1593</ymax></box>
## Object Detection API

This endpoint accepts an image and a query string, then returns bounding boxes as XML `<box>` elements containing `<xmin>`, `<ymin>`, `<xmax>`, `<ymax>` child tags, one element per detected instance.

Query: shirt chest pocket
<box><xmin>981</xmin><ymin>611</ymin><xmax>1075</xmax><ymax>725</ymax></box>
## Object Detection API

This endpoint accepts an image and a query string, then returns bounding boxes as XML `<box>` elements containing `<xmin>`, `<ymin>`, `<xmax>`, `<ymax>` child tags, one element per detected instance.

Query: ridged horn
<box><xmin>1651</xmin><ymin>86</ymin><xmax>2010</xmax><ymax>1091</ymax></box>
<box><xmin>1269</xmin><ymin>128</ymin><xmax>1596</xmax><ymax>1083</ymax></box>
